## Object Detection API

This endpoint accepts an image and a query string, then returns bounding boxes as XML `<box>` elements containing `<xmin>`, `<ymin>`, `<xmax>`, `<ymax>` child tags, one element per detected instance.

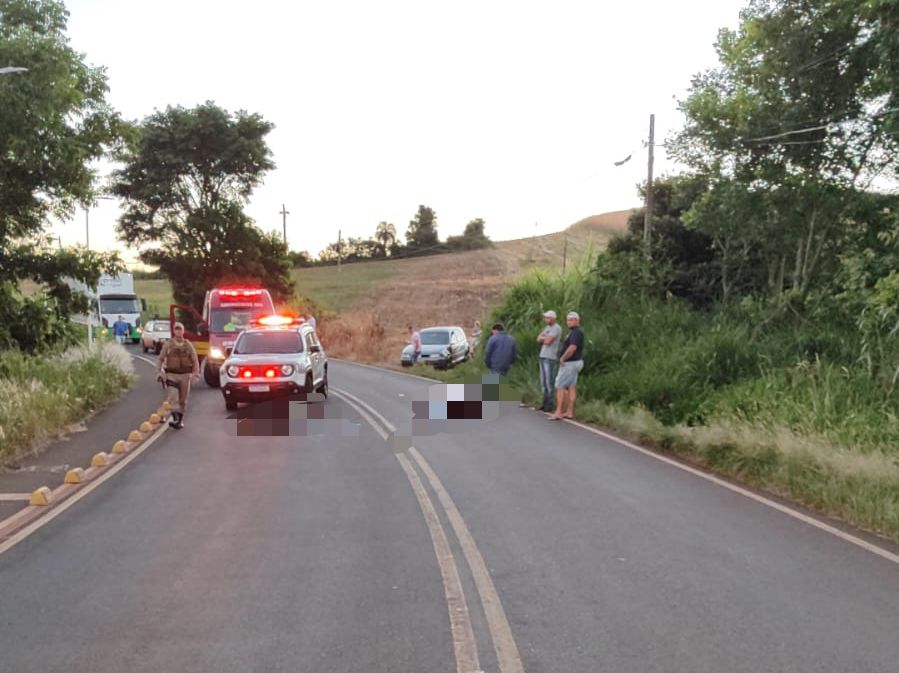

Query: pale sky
<box><xmin>50</xmin><ymin>0</ymin><xmax>746</xmax><ymax>263</ymax></box>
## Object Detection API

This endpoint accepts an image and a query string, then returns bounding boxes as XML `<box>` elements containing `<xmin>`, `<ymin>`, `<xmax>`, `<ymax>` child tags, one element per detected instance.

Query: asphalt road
<box><xmin>0</xmin><ymin>359</ymin><xmax>896</xmax><ymax>673</ymax></box>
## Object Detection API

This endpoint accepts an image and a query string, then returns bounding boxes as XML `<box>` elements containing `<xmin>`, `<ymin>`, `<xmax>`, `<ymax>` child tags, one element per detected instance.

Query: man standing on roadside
<box><xmin>157</xmin><ymin>322</ymin><xmax>200</xmax><ymax>429</ymax></box>
<box><xmin>484</xmin><ymin>323</ymin><xmax>517</xmax><ymax>376</ymax></box>
<box><xmin>112</xmin><ymin>315</ymin><xmax>129</xmax><ymax>345</ymax></box>
<box><xmin>536</xmin><ymin>310</ymin><xmax>562</xmax><ymax>411</ymax></box>
<box><xmin>550</xmin><ymin>311</ymin><xmax>585</xmax><ymax>421</ymax></box>
<box><xmin>408</xmin><ymin>325</ymin><xmax>422</xmax><ymax>364</ymax></box>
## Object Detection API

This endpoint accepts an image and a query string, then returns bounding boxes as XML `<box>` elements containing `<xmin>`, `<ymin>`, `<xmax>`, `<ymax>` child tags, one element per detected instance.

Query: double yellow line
<box><xmin>332</xmin><ymin>387</ymin><xmax>525</xmax><ymax>673</ymax></box>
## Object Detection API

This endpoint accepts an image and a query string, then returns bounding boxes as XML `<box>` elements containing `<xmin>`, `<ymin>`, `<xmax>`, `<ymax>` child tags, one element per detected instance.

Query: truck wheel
<box><xmin>204</xmin><ymin>363</ymin><xmax>220</xmax><ymax>388</ymax></box>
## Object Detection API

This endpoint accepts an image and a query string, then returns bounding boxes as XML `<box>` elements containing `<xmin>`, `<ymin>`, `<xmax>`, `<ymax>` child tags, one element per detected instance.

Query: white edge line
<box><xmin>0</xmin><ymin>423</ymin><xmax>169</xmax><ymax>556</ymax></box>
<box><xmin>332</xmin><ymin>357</ymin><xmax>438</xmax><ymax>383</ymax></box>
<box><xmin>564</xmin><ymin>418</ymin><xmax>899</xmax><ymax>565</ymax></box>
<box><xmin>131</xmin><ymin>352</ymin><xmax>158</xmax><ymax>368</ymax></box>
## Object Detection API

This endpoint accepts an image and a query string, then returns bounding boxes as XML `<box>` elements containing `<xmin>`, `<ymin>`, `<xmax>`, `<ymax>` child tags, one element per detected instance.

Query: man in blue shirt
<box><xmin>484</xmin><ymin>323</ymin><xmax>517</xmax><ymax>375</ymax></box>
<box><xmin>112</xmin><ymin>315</ymin><xmax>130</xmax><ymax>345</ymax></box>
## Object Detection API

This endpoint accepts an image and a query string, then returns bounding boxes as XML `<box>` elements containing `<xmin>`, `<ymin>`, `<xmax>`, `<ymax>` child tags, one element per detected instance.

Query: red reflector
<box><xmin>265</xmin><ymin>369</ymin><xmax>275</xmax><ymax>378</ymax></box>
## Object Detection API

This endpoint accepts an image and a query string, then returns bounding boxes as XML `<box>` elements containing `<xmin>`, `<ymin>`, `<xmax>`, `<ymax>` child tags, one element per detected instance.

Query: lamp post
<box><xmin>83</xmin><ymin>196</ymin><xmax>114</xmax><ymax>348</ymax></box>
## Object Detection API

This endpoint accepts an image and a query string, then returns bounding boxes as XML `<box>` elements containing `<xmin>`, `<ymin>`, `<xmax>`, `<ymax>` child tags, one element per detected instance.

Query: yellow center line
<box><xmin>410</xmin><ymin>446</ymin><xmax>525</xmax><ymax>673</ymax></box>
<box><xmin>396</xmin><ymin>453</ymin><xmax>482</xmax><ymax>673</ymax></box>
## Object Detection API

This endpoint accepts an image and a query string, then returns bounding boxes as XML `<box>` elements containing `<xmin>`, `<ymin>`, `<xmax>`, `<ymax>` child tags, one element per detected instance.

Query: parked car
<box><xmin>220</xmin><ymin>316</ymin><xmax>328</xmax><ymax>411</ymax></box>
<box><xmin>141</xmin><ymin>320</ymin><xmax>171</xmax><ymax>354</ymax></box>
<box><xmin>401</xmin><ymin>326</ymin><xmax>470</xmax><ymax>369</ymax></box>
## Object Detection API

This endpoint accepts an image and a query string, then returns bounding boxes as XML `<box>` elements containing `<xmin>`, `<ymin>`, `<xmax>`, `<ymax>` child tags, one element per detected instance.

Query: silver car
<box><xmin>401</xmin><ymin>326</ymin><xmax>470</xmax><ymax>369</ymax></box>
<box><xmin>220</xmin><ymin>322</ymin><xmax>328</xmax><ymax>411</ymax></box>
<box><xmin>141</xmin><ymin>320</ymin><xmax>171</xmax><ymax>354</ymax></box>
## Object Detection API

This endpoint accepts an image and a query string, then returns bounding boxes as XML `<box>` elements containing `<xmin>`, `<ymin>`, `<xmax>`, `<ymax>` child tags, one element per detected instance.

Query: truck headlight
<box><xmin>226</xmin><ymin>365</ymin><xmax>239</xmax><ymax>377</ymax></box>
<box><xmin>280</xmin><ymin>364</ymin><xmax>294</xmax><ymax>376</ymax></box>
<box><xmin>210</xmin><ymin>347</ymin><xmax>224</xmax><ymax>360</ymax></box>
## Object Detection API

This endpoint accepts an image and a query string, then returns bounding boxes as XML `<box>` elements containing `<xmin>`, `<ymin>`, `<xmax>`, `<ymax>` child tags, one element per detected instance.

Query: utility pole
<box><xmin>644</xmin><ymin>113</ymin><xmax>655</xmax><ymax>255</ymax></box>
<box><xmin>84</xmin><ymin>206</ymin><xmax>93</xmax><ymax>349</ymax></box>
<box><xmin>85</xmin><ymin>206</ymin><xmax>90</xmax><ymax>249</ymax></box>
<box><xmin>337</xmin><ymin>229</ymin><xmax>342</xmax><ymax>273</ymax></box>
<box><xmin>279</xmin><ymin>204</ymin><xmax>289</xmax><ymax>244</ymax></box>
<box><xmin>562</xmin><ymin>237</ymin><xmax>568</xmax><ymax>272</ymax></box>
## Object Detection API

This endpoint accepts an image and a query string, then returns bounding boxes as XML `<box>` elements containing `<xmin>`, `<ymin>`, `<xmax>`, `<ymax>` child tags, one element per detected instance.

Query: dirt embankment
<box><xmin>317</xmin><ymin>210</ymin><xmax>631</xmax><ymax>364</ymax></box>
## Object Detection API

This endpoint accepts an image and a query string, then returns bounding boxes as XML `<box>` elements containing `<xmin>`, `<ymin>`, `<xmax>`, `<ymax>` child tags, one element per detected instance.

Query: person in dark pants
<box><xmin>484</xmin><ymin>323</ymin><xmax>517</xmax><ymax>375</ymax></box>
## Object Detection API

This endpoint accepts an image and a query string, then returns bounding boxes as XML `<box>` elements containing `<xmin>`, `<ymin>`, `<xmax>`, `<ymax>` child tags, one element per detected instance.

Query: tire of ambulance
<box><xmin>204</xmin><ymin>362</ymin><xmax>221</xmax><ymax>388</ymax></box>
<box><xmin>225</xmin><ymin>398</ymin><xmax>238</xmax><ymax>411</ymax></box>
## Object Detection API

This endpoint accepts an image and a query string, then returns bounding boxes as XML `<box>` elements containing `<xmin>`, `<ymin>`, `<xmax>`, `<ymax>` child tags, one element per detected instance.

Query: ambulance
<box><xmin>169</xmin><ymin>287</ymin><xmax>275</xmax><ymax>387</ymax></box>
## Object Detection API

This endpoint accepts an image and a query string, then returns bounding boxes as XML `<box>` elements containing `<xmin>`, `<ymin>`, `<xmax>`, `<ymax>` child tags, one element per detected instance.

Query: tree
<box><xmin>672</xmin><ymin>0</ymin><xmax>899</xmax><ymax>302</ymax></box>
<box><xmin>374</xmin><ymin>221</ymin><xmax>397</xmax><ymax>257</ymax></box>
<box><xmin>112</xmin><ymin>102</ymin><xmax>293</xmax><ymax>308</ymax></box>
<box><xmin>0</xmin><ymin>0</ymin><xmax>123</xmax><ymax>351</ymax></box>
<box><xmin>446</xmin><ymin>218</ymin><xmax>492</xmax><ymax>251</ymax></box>
<box><xmin>405</xmin><ymin>205</ymin><xmax>439</xmax><ymax>250</ymax></box>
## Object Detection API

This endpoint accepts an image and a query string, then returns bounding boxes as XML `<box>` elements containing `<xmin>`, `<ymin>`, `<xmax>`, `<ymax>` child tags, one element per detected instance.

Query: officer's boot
<box><xmin>175</xmin><ymin>412</ymin><xmax>185</xmax><ymax>429</ymax></box>
<box><xmin>169</xmin><ymin>412</ymin><xmax>183</xmax><ymax>429</ymax></box>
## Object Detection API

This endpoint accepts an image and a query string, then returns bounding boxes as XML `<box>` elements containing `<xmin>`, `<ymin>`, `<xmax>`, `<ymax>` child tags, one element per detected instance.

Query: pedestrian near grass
<box><xmin>536</xmin><ymin>310</ymin><xmax>562</xmax><ymax>411</ymax></box>
<box><xmin>484</xmin><ymin>323</ymin><xmax>517</xmax><ymax>375</ymax></box>
<box><xmin>408</xmin><ymin>325</ymin><xmax>422</xmax><ymax>364</ymax></box>
<box><xmin>549</xmin><ymin>311</ymin><xmax>584</xmax><ymax>421</ymax></box>
<box><xmin>156</xmin><ymin>322</ymin><xmax>200</xmax><ymax>429</ymax></box>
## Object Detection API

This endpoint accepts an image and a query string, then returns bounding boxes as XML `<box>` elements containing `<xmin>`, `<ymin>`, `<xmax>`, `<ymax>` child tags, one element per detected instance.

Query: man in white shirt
<box><xmin>536</xmin><ymin>310</ymin><xmax>562</xmax><ymax>411</ymax></box>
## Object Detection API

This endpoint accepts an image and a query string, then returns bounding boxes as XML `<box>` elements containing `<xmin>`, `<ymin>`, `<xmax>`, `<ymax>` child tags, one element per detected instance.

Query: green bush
<box><xmin>0</xmin><ymin>343</ymin><xmax>133</xmax><ymax>464</ymax></box>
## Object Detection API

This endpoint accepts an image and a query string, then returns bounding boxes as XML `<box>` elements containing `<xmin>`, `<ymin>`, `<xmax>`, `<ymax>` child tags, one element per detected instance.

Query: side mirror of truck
<box><xmin>225</xmin><ymin>347</ymin><xmax>233</xmax><ymax>357</ymax></box>
<box><xmin>198</xmin><ymin>322</ymin><xmax>209</xmax><ymax>338</ymax></box>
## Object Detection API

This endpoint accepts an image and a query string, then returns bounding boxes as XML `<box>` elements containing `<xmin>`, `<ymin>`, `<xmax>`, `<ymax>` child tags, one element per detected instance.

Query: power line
<box><xmin>742</xmin><ymin>106</ymin><xmax>899</xmax><ymax>144</ymax></box>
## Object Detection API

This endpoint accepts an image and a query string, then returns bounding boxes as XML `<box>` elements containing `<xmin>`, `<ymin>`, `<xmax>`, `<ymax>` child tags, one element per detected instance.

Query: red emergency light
<box><xmin>252</xmin><ymin>314</ymin><xmax>305</xmax><ymax>328</ymax></box>
<box><xmin>219</xmin><ymin>288</ymin><xmax>264</xmax><ymax>298</ymax></box>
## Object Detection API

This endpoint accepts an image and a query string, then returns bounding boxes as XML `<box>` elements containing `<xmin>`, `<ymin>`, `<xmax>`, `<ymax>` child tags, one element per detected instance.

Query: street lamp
<box><xmin>83</xmin><ymin>196</ymin><xmax>115</xmax><ymax>348</ymax></box>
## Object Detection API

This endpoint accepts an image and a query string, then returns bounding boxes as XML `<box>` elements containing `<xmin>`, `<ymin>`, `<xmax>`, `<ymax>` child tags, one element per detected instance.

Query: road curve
<box><xmin>0</xmin><ymin>359</ymin><xmax>896</xmax><ymax>673</ymax></box>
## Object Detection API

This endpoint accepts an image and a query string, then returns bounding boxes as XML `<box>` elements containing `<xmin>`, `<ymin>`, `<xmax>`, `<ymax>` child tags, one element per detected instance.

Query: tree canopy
<box><xmin>0</xmin><ymin>0</ymin><xmax>123</xmax><ymax>352</ymax></box>
<box><xmin>112</xmin><ymin>102</ymin><xmax>293</xmax><ymax>308</ymax></box>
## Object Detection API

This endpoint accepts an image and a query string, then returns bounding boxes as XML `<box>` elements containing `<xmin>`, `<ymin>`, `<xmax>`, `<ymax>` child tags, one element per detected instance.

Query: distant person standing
<box><xmin>484</xmin><ymin>323</ymin><xmax>517</xmax><ymax>375</ymax></box>
<box><xmin>550</xmin><ymin>311</ymin><xmax>585</xmax><ymax>421</ymax></box>
<box><xmin>408</xmin><ymin>325</ymin><xmax>422</xmax><ymax>364</ymax></box>
<box><xmin>307</xmin><ymin>314</ymin><xmax>317</xmax><ymax>330</ymax></box>
<box><xmin>536</xmin><ymin>310</ymin><xmax>562</xmax><ymax>411</ymax></box>
<box><xmin>112</xmin><ymin>315</ymin><xmax>129</xmax><ymax>345</ymax></box>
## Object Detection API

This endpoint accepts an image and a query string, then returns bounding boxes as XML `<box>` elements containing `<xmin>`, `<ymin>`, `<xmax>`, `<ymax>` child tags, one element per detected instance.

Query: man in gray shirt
<box><xmin>536</xmin><ymin>310</ymin><xmax>562</xmax><ymax>411</ymax></box>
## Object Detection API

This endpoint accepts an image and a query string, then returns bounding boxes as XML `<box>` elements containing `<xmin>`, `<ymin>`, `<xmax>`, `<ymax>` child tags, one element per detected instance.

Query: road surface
<box><xmin>0</xmin><ymin>359</ymin><xmax>896</xmax><ymax>673</ymax></box>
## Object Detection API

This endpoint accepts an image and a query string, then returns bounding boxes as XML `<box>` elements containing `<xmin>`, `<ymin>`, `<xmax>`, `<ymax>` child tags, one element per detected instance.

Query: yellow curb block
<box><xmin>127</xmin><ymin>430</ymin><xmax>144</xmax><ymax>442</ymax></box>
<box><xmin>163</xmin><ymin>401</ymin><xmax>172</xmax><ymax>411</ymax></box>
<box><xmin>91</xmin><ymin>452</ymin><xmax>110</xmax><ymax>468</ymax></box>
<box><xmin>139</xmin><ymin>421</ymin><xmax>152</xmax><ymax>433</ymax></box>
<box><xmin>112</xmin><ymin>440</ymin><xmax>128</xmax><ymax>454</ymax></box>
<box><xmin>30</xmin><ymin>486</ymin><xmax>52</xmax><ymax>506</ymax></box>
<box><xmin>64</xmin><ymin>468</ymin><xmax>85</xmax><ymax>484</ymax></box>
<box><xmin>149</xmin><ymin>413</ymin><xmax>161</xmax><ymax>424</ymax></box>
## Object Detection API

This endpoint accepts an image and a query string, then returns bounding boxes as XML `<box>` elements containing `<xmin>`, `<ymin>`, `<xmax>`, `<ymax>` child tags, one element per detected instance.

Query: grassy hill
<box><xmin>129</xmin><ymin>209</ymin><xmax>632</xmax><ymax>362</ymax></box>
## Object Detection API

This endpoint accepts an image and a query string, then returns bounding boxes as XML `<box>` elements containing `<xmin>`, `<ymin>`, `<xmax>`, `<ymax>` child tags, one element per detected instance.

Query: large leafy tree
<box><xmin>0</xmin><ymin>0</ymin><xmax>123</xmax><ymax>351</ymax></box>
<box><xmin>112</xmin><ymin>103</ymin><xmax>293</xmax><ymax>308</ymax></box>
<box><xmin>672</xmin><ymin>0</ymin><xmax>899</xmax><ymax>301</ymax></box>
<box><xmin>405</xmin><ymin>205</ymin><xmax>439</xmax><ymax>250</ymax></box>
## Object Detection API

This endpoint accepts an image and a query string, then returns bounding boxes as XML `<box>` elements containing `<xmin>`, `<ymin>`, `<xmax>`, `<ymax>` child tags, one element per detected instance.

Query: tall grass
<box><xmin>442</xmin><ymin>258</ymin><xmax>899</xmax><ymax>540</ymax></box>
<box><xmin>0</xmin><ymin>342</ymin><xmax>133</xmax><ymax>465</ymax></box>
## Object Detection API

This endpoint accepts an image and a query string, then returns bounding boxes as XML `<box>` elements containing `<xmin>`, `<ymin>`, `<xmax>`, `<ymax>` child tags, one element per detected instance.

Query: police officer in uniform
<box><xmin>156</xmin><ymin>322</ymin><xmax>200</xmax><ymax>429</ymax></box>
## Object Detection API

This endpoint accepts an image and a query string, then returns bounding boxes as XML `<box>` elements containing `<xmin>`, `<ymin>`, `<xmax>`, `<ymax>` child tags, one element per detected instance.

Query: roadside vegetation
<box><xmin>436</xmin><ymin>1</ymin><xmax>899</xmax><ymax>540</ymax></box>
<box><xmin>0</xmin><ymin>340</ymin><xmax>133</xmax><ymax>465</ymax></box>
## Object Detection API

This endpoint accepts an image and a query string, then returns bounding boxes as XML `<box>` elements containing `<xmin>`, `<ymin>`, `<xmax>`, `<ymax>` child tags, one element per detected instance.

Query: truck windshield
<box><xmin>99</xmin><ymin>298</ymin><xmax>140</xmax><ymax>314</ymax></box>
<box><xmin>234</xmin><ymin>331</ymin><xmax>304</xmax><ymax>354</ymax></box>
<box><xmin>210</xmin><ymin>308</ymin><xmax>258</xmax><ymax>333</ymax></box>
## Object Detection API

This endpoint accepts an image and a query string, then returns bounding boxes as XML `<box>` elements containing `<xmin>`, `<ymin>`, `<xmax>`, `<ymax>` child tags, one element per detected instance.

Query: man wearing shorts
<box><xmin>549</xmin><ymin>311</ymin><xmax>584</xmax><ymax>421</ymax></box>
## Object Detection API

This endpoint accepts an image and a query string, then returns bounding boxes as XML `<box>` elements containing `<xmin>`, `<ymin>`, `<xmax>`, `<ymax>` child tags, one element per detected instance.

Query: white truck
<box><xmin>66</xmin><ymin>273</ymin><xmax>146</xmax><ymax>343</ymax></box>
